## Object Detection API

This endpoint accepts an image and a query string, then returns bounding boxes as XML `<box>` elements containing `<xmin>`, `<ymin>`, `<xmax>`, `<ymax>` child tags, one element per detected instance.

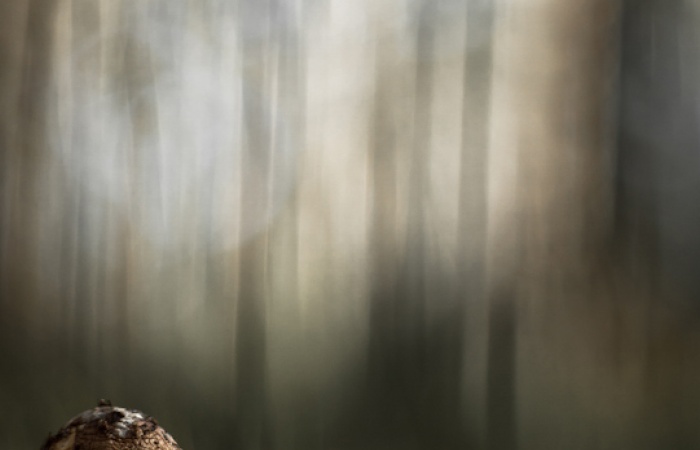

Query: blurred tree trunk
<box><xmin>233</xmin><ymin>2</ymin><xmax>274</xmax><ymax>447</ymax></box>
<box><xmin>0</xmin><ymin>0</ymin><xmax>55</xmax><ymax>334</ymax></box>
<box><xmin>459</xmin><ymin>2</ymin><xmax>495</xmax><ymax>449</ymax></box>
<box><xmin>483</xmin><ymin>1</ymin><xmax>620</xmax><ymax>449</ymax></box>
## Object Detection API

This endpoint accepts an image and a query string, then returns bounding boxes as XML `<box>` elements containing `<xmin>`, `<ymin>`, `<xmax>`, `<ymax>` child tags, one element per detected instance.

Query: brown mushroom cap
<box><xmin>41</xmin><ymin>401</ymin><xmax>182</xmax><ymax>450</ymax></box>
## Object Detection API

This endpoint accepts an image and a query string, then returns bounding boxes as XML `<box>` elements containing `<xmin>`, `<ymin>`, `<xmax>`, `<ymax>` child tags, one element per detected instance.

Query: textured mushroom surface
<box><xmin>41</xmin><ymin>401</ymin><xmax>182</xmax><ymax>450</ymax></box>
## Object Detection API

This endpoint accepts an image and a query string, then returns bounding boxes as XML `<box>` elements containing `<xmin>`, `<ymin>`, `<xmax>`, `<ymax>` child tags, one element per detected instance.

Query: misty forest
<box><xmin>2</xmin><ymin>0</ymin><xmax>700</xmax><ymax>449</ymax></box>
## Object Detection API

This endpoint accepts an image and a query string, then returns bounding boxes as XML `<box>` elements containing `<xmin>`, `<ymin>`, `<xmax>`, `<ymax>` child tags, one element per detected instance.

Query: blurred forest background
<box><xmin>3</xmin><ymin>0</ymin><xmax>700</xmax><ymax>449</ymax></box>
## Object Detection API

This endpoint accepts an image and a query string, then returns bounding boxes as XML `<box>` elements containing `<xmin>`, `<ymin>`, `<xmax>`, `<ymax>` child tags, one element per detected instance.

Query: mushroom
<box><xmin>41</xmin><ymin>400</ymin><xmax>182</xmax><ymax>450</ymax></box>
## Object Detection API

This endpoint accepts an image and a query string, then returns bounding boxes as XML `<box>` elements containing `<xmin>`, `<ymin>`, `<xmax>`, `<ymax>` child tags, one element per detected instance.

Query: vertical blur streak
<box><xmin>459</xmin><ymin>3</ymin><xmax>494</xmax><ymax>449</ymax></box>
<box><xmin>4</xmin><ymin>1</ymin><xmax>700</xmax><ymax>450</ymax></box>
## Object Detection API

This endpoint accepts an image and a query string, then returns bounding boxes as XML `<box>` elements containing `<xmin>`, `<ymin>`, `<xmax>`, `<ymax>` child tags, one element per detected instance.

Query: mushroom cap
<box><xmin>41</xmin><ymin>401</ymin><xmax>182</xmax><ymax>450</ymax></box>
